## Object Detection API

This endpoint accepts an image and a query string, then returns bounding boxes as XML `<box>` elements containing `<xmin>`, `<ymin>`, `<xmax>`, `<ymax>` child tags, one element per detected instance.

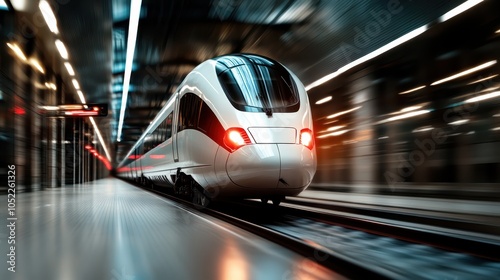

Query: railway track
<box><xmin>126</xmin><ymin>180</ymin><xmax>500</xmax><ymax>279</ymax></box>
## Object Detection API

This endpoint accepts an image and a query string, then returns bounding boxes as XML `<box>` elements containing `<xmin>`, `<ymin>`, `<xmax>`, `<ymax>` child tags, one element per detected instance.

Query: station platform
<box><xmin>0</xmin><ymin>178</ymin><xmax>339</xmax><ymax>280</ymax></box>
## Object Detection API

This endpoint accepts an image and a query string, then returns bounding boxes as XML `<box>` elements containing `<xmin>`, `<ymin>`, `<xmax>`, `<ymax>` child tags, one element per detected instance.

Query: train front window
<box><xmin>216</xmin><ymin>55</ymin><xmax>300</xmax><ymax>113</ymax></box>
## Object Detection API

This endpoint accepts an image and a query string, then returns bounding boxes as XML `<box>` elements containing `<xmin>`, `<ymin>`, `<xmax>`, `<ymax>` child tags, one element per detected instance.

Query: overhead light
<box><xmin>44</xmin><ymin>82</ymin><xmax>56</xmax><ymax>90</ymax></box>
<box><xmin>305</xmin><ymin>25</ymin><xmax>428</xmax><ymax>91</ymax></box>
<box><xmin>465</xmin><ymin>91</ymin><xmax>500</xmax><ymax>103</ymax></box>
<box><xmin>117</xmin><ymin>0</ymin><xmax>143</xmax><ymax>142</ymax></box>
<box><xmin>467</xmin><ymin>74</ymin><xmax>498</xmax><ymax>85</ymax></box>
<box><xmin>6</xmin><ymin>43</ymin><xmax>27</xmax><ymax>61</ymax></box>
<box><xmin>55</xmin><ymin>39</ymin><xmax>68</xmax><ymax>59</ymax></box>
<box><xmin>0</xmin><ymin>0</ymin><xmax>8</xmax><ymax>11</ymax></box>
<box><xmin>439</xmin><ymin>0</ymin><xmax>483</xmax><ymax>23</ymax></box>
<box><xmin>380</xmin><ymin>110</ymin><xmax>430</xmax><ymax>123</ymax></box>
<box><xmin>327</xmin><ymin>125</ymin><xmax>345</xmax><ymax>132</ymax></box>
<box><xmin>496</xmin><ymin>29</ymin><xmax>500</xmax><ymax>34</ymax></box>
<box><xmin>315</xmin><ymin>96</ymin><xmax>332</xmax><ymax>105</ymax></box>
<box><xmin>399</xmin><ymin>85</ymin><xmax>426</xmax><ymax>95</ymax></box>
<box><xmin>76</xmin><ymin>90</ymin><xmax>86</xmax><ymax>103</ymax></box>
<box><xmin>72</xmin><ymin>79</ymin><xmax>80</xmax><ymax>90</ymax></box>
<box><xmin>431</xmin><ymin>60</ymin><xmax>497</xmax><ymax>86</ymax></box>
<box><xmin>89</xmin><ymin>117</ymin><xmax>112</xmax><ymax>162</ymax></box>
<box><xmin>29</xmin><ymin>58</ymin><xmax>45</xmax><ymax>73</ymax></box>
<box><xmin>448</xmin><ymin>119</ymin><xmax>469</xmax><ymax>125</ymax></box>
<box><xmin>317</xmin><ymin>129</ymin><xmax>350</xmax><ymax>138</ymax></box>
<box><xmin>412</xmin><ymin>126</ymin><xmax>434</xmax><ymax>133</ymax></box>
<box><xmin>326</xmin><ymin>106</ymin><xmax>361</xmax><ymax>119</ymax></box>
<box><xmin>39</xmin><ymin>0</ymin><xmax>59</xmax><ymax>34</ymax></box>
<box><xmin>492</xmin><ymin>127</ymin><xmax>500</xmax><ymax>131</ymax></box>
<box><xmin>400</xmin><ymin>105</ymin><xmax>422</xmax><ymax>112</ymax></box>
<box><xmin>64</xmin><ymin>62</ymin><xmax>75</xmax><ymax>76</ymax></box>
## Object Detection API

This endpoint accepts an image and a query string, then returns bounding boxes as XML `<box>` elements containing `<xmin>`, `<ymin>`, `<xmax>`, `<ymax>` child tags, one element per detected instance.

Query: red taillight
<box><xmin>300</xmin><ymin>128</ymin><xmax>314</xmax><ymax>150</ymax></box>
<box><xmin>224</xmin><ymin>127</ymin><xmax>251</xmax><ymax>151</ymax></box>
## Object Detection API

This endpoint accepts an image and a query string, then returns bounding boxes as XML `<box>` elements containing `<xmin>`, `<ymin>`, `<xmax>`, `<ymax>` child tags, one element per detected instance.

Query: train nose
<box><xmin>225</xmin><ymin>143</ymin><xmax>316</xmax><ymax>189</ymax></box>
<box><xmin>226</xmin><ymin>144</ymin><xmax>281</xmax><ymax>188</ymax></box>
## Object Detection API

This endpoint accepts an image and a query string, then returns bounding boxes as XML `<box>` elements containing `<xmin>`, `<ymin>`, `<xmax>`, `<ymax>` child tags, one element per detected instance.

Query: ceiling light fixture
<box><xmin>72</xmin><ymin>79</ymin><xmax>80</xmax><ymax>90</ymax></box>
<box><xmin>398</xmin><ymin>85</ymin><xmax>426</xmax><ymax>95</ymax></box>
<box><xmin>305</xmin><ymin>1</ymin><xmax>486</xmax><ymax>92</ymax></box>
<box><xmin>315</xmin><ymin>96</ymin><xmax>332</xmax><ymax>105</ymax></box>
<box><xmin>76</xmin><ymin>90</ymin><xmax>86</xmax><ymax>103</ymax></box>
<box><xmin>380</xmin><ymin>110</ymin><xmax>430</xmax><ymax>123</ymax></box>
<box><xmin>467</xmin><ymin>74</ymin><xmax>498</xmax><ymax>85</ymax></box>
<box><xmin>6</xmin><ymin>43</ymin><xmax>27</xmax><ymax>61</ymax></box>
<box><xmin>439</xmin><ymin>0</ymin><xmax>483</xmax><ymax>22</ymax></box>
<box><xmin>64</xmin><ymin>62</ymin><xmax>75</xmax><ymax>76</ymax></box>
<box><xmin>326</xmin><ymin>106</ymin><xmax>361</xmax><ymax>119</ymax></box>
<box><xmin>465</xmin><ymin>91</ymin><xmax>500</xmax><ymax>103</ymax></box>
<box><xmin>29</xmin><ymin>58</ymin><xmax>45</xmax><ymax>73</ymax></box>
<box><xmin>305</xmin><ymin>25</ymin><xmax>428</xmax><ymax>91</ymax></box>
<box><xmin>39</xmin><ymin>0</ymin><xmax>59</xmax><ymax>34</ymax></box>
<box><xmin>0</xmin><ymin>0</ymin><xmax>9</xmax><ymax>11</ymax></box>
<box><xmin>89</xmin><ymin>117</ymin><xmax>112</xmax><ymax>161</ymax></box>
<box><xmin>117</xmin><ymin>0</ymin><xmax>143</xmax><ymax>142</ymax></box>
<box><xmin>431</xmin><ymin>60</ymin><xmax>496</xmax><ymax>86</ymax></box>
<box><xmin>55</xmin><ymin>39</ymin><xmax>68</xmax><ymax>59</ymax></box>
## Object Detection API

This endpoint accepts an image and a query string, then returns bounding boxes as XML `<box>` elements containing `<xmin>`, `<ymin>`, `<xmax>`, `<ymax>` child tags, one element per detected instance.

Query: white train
<box><xmin>116</xmin><ymin>54</ymin><xmax>316</xmax><ymax>206</ymax></box>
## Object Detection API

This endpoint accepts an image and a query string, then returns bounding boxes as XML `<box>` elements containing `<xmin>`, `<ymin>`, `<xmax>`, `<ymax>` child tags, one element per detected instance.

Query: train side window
<box><xmin>198</xmin><ymin>102</ymin><xmax>214</xmax><ymax>133</ymax></box>
<box><xmin>179</xmin><ymin>93</ymin><xmax>202</xmax><ymax>131</ymax></box>
<box><xmin>165</xmin><ymin>113</ymin><xmax>173</xmax><ymax>139</ymax></box>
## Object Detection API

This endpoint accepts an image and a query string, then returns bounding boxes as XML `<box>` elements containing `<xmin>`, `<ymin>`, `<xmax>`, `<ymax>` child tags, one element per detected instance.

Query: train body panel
<box><xmin>116</xmin><ymin>54</ymin><xmax>317</xmax><ymax>203</ymax></box>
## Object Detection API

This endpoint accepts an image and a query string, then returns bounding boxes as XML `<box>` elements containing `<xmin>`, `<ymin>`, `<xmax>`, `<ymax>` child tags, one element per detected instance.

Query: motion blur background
<box><xmin>1</xmin><ymin>0</ymin><xmax>500</xmax><ymax>197</ymax></box>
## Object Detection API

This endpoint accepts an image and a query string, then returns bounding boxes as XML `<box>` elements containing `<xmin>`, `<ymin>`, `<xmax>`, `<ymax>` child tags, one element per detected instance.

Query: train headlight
<box><xmin>224</xmin><ymin>127</ymin><xmax>251</xmax><ymax>152</ymax></box>
<box><xmin>300</xmin><ymin>128</ymin><xmax>314</xmax><ymax>150</ymax></box>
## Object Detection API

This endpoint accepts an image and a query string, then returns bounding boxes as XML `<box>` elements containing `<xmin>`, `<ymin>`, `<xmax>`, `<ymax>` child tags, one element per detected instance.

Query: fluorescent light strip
<box><xmin>39</xmin><ymin>0</ymin><xmax>59</xmax><ymax>34</ymax></box>
<box><xmin>399</xmin><ymin>85</ymin><xmax>426</xmax><ymax>95</ymax></box>
<box><xmin>326</xmin><ymin>106</ymin><xmax>361</xmax><ymax>119</ymax></box>
<box><xmin>315</xmin><ymin>96</ymin><xmax>332</xmax><ymax>105</ymax></box>
<box><xmin>467</xmin><ymin>74</ymin><xmax>498</xmax><ymax>85</ymax></box>
<box><xmin>400</xmin><ymin>105</ymin><xmax>422</xmax><ymax>112</ymax></box>
<box><xmin>0</xmin><ymin>0</ymin><xmax>8</xmax><ymax>11</ymax></box>
<box><xmin>439</xmin><ymin>0</ymin><xmax>483</xmax><ymax>22</ymax></box>
<box><xmin>64</xmin><ymin>62</ymin><xmax>75</xmax><ymax>76</ymax></box>
<box><xmin>448</xmin><ymin>119</ymin><xmax>469</xmax><ymax>125</ymax></box>
<box><xmin>55</xmin><ymin>40</ymin><xmax>68</xmax><ymax>59</ymax></box>
<box><xmin>380</xmin><ymin>109</ymin><xmax>430</xmax><ymax>123</ymax></box>
<box><xmin>29</xmin><ymin>58</ymin><xmax>45</xmax><ymax>73</ymax></box>
<box><xmin>89</xmin><ymin>117</ymin><xmax>112</xmax><ymax>161</ymax></box>
<box><xmin>72</xmin><ymin>79</ymin><xmax>80</xmax><ymax>90</ymax></box>
<box><xmin>305</xmin><ymin>25</ymin><xmax>428</xmax><ymax>91</ymax></box>
<box><xmin>305</xmin><ymin>1</ymin><xmax>487</xmax><ymax>92</ymax></box>
<box><xmin>465</xmin><ymin>91</ymin><xmax>500</xmax><ymax>103</ymax></box>
<box><xmin>76</xmin><ymin>90</ymin><xmax>86</xmax><ymax>103</ymax></box>
<box><xmin>117</xmin><ymin>0</ymin><xmax>143</xmax><ymax>142</ymax></box>
<box><xmin>317</xmin><ymin>129</ymin><xmax>350</xmax><ymax>138</ymax></box>
<box><xmin>6</xmin><ymin>43</ymin><xmax>27</xmax><ymax>61</ymax></box>
<box><xmin>431</xmin><ymin>60</ymin><xmax>497</xmax><ymax>86</ymax></box>
<box><xmin>496</xmin><ymin>29</ymin><xmax>500</xmax><ymax>34</ymax></box>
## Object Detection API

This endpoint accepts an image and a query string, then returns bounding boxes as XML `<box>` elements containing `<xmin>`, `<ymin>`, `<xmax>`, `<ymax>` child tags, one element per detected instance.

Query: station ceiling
<box><xmin>7</xmin><ymin>0</ymin><xmax>489</xmax><ymax>163</ymax></box>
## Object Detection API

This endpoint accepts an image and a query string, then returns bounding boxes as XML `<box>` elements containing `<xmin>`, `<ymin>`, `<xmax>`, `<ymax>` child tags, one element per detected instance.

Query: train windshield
<box><xmin>215</xmin><ymin>55</ymin><xmax>300</xmax><ymax>113</ymax></box>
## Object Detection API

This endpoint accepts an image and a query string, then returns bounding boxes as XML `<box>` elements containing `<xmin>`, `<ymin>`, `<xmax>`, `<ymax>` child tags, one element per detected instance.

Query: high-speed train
<box><xmin>116</xmin><ymin>54</ymin><xmax>316</xmax><ymax>206</ymax></box>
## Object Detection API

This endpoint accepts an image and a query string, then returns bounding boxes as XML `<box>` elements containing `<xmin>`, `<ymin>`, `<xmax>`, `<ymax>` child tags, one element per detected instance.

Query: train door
<box><xmin>172</xmin><ymin>94</ymin><xmax>180</xmax><ymax>162</ymax></box>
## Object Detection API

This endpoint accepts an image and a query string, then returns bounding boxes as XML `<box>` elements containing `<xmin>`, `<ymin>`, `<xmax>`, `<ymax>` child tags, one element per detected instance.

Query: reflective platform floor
<box><xmin>0</xmin><ymin>178</ymin><xmax>339</xmax><ymax>280</ymax></box>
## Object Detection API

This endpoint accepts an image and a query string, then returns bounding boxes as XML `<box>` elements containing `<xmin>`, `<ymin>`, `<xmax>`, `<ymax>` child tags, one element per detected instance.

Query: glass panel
<box><xmin>216</xmin><ymin>55</ymin><xmax>300</xmax><ymax>112</ymax></box>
